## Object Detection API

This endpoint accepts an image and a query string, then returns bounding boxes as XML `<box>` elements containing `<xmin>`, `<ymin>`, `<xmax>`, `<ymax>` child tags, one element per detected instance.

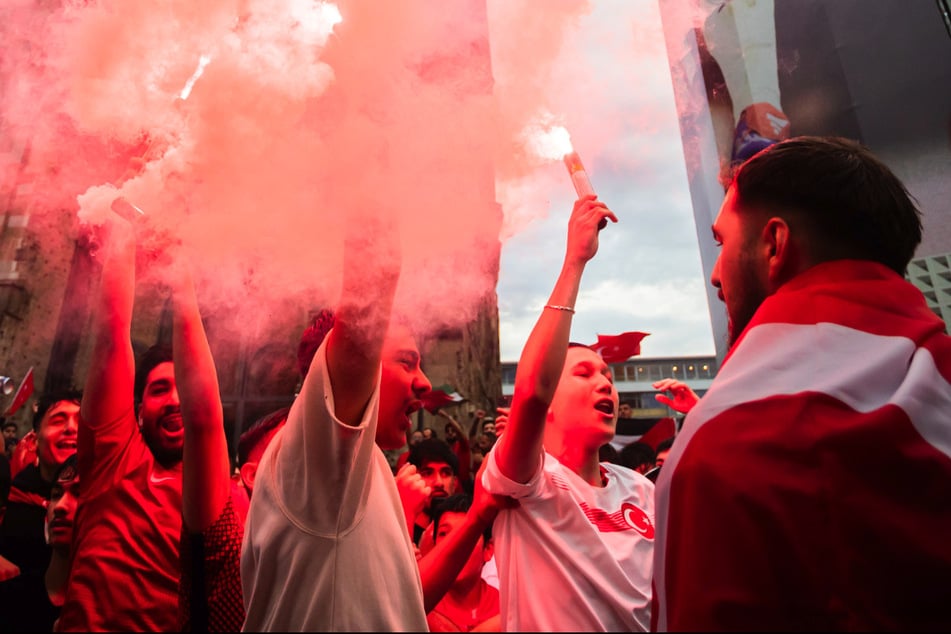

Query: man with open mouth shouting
<box><xmin>57</xmin><ymin>213</ymin><xmax>187</xmax><ymax>633</ymax></box>
<box><xmin>482</xmin><ymin>194</ymin><xmax>655</xmax><ymax>632</ymax></box>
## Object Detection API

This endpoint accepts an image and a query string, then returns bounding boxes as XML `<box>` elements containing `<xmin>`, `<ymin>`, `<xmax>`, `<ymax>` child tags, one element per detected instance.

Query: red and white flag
<box><xmin>590</xmin><ymin>331</ymin><xmax>649</xmax><ymax>364</ymax></box>
<box><xmin>5</xmin><ymin>366</ymin><xmax>34</xmax><ymax>416</ymax></box>
<box><xmin>653</xmin><ymin>261</ymin><xmax>951</xmax><ymax>631</ymax></box>
<box><xmin>421</xmin><ymin>384</ymin><xmax>465</xmax><ymax>414</ymax></box>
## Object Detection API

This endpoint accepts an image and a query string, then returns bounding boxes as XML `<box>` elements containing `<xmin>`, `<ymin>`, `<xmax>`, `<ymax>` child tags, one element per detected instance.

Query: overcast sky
<box><xmin>490</xmin><ymin>0</ymin><xmax>719</xmax><ymax>362</ymax></box>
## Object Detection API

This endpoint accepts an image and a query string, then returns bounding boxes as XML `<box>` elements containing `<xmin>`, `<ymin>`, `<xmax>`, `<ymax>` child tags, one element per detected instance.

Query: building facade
<box><xmin>501</xmin><ymin>354</ymin><xmax>719</xmax><ymax>420</ymax></box>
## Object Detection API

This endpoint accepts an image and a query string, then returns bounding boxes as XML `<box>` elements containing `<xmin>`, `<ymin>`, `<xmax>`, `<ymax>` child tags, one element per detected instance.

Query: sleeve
<box><xmin>178</xmin><ymin>495</ymin><xmax>245</xmax><ymax>633</ymax></box>
<box><xmin>480</xmin><ymin>434</ymin><xmax>546</xmax><ymax>499</ymax></box>
<box><xmin>78</xmin><ymin>406</ymin><xmax>149</xmax><ymax>498</ymax></box>
<box><xmin>264</xmin><ymin>331</ymin><xmax>383</xmax><ymax>532</ymax></box>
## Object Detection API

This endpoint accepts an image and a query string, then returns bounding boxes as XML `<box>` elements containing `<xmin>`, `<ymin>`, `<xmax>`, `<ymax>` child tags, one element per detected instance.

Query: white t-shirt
<box><xmin>481</xmin><ymin>554</ymin><xmax>499</xmax><ymax>590</ymax></box>
<box><xmin>241</xmin><ymin>336</ymin><xmax>427</xmax><ymax>632</ymax></box>
<box><xmin>482</xmin><ymin>437</ymin><xmax>655</xmax><ymax>632</ymax></box>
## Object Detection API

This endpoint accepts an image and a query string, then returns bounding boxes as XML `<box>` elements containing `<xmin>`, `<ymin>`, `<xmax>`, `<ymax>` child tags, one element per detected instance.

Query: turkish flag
<box><xmin>590</xmin><ymin>332</ymin><xmax>649</xmax><ymax>364</ymax></box>
<box><xmin>420</xmin><ymin>385</ymin><xmax>465</xmax><ymax>414</ymax></box>
<box><xmin>638</xmin><ymin>416</ymin><xmax>677</xmax><ymax>451</ymax></box>
<box><xmin>5</xmin><ymin>366</ymin><xmax>34</xmax><ymax>416</ymax></box>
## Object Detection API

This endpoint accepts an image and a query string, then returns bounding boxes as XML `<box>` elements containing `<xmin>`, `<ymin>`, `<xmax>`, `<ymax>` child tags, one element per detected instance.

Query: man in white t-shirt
<box><xmin>240</xmin><ymin>210</ymin><xmax>434</xmax><ymax>631</ymax></box>
<box><xmin>482</xmin><ymin>195</ymin><xmax>655</xmax><ymax>632</ymax></box>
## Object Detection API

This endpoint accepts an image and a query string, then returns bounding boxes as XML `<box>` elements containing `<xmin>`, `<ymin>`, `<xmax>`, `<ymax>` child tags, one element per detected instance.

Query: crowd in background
<box><xmin>1</xmin><ymin>136</ymin><xmax>951</xmax><ymax>632</ymax></box>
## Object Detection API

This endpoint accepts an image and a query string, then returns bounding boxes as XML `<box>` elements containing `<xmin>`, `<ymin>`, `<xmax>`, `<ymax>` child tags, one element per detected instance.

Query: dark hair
<box><xmin>134</xmin><ymin>344</ymin><xmax>173</xmax><ymax>404</ymax></box>
<box><xmin>33</xmin><ymin>389</ymin><xmax>83</xmax><ymax>432</ymax></box>
<box><xmin>732</xmin><ymin>136</ymin><xmax>922</xmax><ymax>275</ymax></box>
<box><xmin>655</xmin><ymin>437</ymin><xmax>675</xmax><ymax>453</ymax></box>
<box><xmin>408</xmin><ymin>438</ymin><xmax>459</xmax><ymax>476</ymax></box>
<box><xmin>598</xmin><ymin>443</ymin><xmax>621</xmax><ymax>465</ymax></box>
<box><xmin>298</xmin><ymin>309</ymin><xmax>335</xmax><ymax>380</ymax></box>
<box><xmin>431</xmin><ymin>492</ymin><xmax>492</xmax><ymax>542</ymax></box>
<box><xmin>1</xmin><ymin>420</ymin><xmax>16</xmax><ymax>431</ymax></box>
<box><xmin>238</xmin><ymin>406</ymin><xmax>290</xmax><ymax>466</ymax></box>
<box><xmin>476</xmin><ymin>431</ymin><xmax>498</xmax><ymax>454</ymax></box>
<box><xmin>619</xmin><ymin>441</ymin><xmax>656</xmax><ymax>472</ymax></box>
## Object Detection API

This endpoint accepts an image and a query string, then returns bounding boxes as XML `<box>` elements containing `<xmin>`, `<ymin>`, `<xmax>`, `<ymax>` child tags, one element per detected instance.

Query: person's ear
<box><xmin>240</xmin><ymin>461</ymin><xmax>259</xmax><ymax>492</ymax></box>
<box><xmin>762</xmin><ymin>217</ymin><xmax>796</xmax><ymax>289</ymax></box>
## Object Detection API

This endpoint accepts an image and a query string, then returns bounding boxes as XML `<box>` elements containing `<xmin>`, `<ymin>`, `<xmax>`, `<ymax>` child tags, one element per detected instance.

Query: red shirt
<box><xmin>57</xmin><ymin>408</ymin><xmax>182</xmax><ymax>632</ymax></box>
<box><xmin>427</xmin><ymin>580</ymin><xmax>500</xmax><ymax>632</ymax></box>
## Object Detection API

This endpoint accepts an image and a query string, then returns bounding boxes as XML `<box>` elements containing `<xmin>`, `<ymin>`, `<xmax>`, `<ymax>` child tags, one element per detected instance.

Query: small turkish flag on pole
<box><xmin>590</xmin><ymin>332</ymin><xmax>649</xmax><ymax>364</ymax></box>
<box><xmin>5</xmin><ymin>366</ymin><xmax>35</xmax><ymax>416</ymax></box>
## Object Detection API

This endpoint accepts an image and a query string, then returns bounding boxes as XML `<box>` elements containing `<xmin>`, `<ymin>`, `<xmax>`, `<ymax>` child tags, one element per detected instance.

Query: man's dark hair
<box><xmin>408</xmin><ymin>438</ymin><xmax>459</xmax><ymax>476</ymax></box>
<box><xmin>134</xmin><ymin>344</ymin><xmax>173</xmax><ymax>404</ymax></box>
<box><xmin>599</xmin><ymin>443</ymin><xmax>621</xmax><ymax>465</ymax></box>
<box><xmin>656</xmin><ymin>437</ymin><xmax>675</xmax><ymax>453</ymax></box>
<box><xmin>238</xmin><ymin>406</ymin><xmax>290</xmax><ymax>466</ymax></box>
<box><xmin>619</xmin><ymin>440</ymin><xmax>656</xmax><ymax>472</ymax></box>
<box><xmin>33</xmin><ymin>389</ymin><xmax>83</xmax><ymax>432</ymax></box>
<box><xmin>732</xmin><ymin>136</ymin><xmax>922</xmax><ymax>275</ymax></box>
<box><xmin>1</xmin><ymin>420</ymin><xmax>16</xmax><ymax>432</ymax></box>
<box><xmin>297</xmin><ymin>309</ymin><xmax>335</xmax><ymax>380</ymax></box>
<box><xmin>431</xmin><ymin>492</ymin><xmax>492</xmax><ymax>543</ymax></box>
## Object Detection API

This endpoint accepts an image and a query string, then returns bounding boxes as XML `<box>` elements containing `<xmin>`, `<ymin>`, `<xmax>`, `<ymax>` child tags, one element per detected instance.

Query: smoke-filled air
<box><xmin>0</xmin><ymin>0</ymin><xmax>590</xmax><ymax>340</ymax></box>
<box><xmin>0</xmin><ymin>0</ymin><xmax>708</xmax><ymax>348</ymax></box>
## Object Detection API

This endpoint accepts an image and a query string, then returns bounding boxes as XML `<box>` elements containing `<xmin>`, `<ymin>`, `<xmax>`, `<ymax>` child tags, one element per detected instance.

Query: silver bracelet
<box><xmin>544</xmin><ymin>304</ymin><xmax>575</xmax><ymax>314</ymax></box>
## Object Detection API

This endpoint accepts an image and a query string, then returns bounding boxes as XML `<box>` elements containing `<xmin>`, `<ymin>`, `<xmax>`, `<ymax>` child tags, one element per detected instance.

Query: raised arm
<box><xmin>494</xmin><ymin>196</ymin><xmax>616</xmax><ymax>483</ymax></box>
<box><xmin>81</xmin><ymin>215</ymin><xmax>136</xmax><ymax>428</ymax></box>
<box><xmin>437</xmin><ymin>410</ymin><xmax>471</xmax><ymax>481</ymax></box>
<box><xmin>438</xmin><ymin>410</ymin><xmax>467</xmax><ymax>444</ymax></box>
<box><xmin>172</xmin><ymin>263</ymin><xmax>228</xmax><ymax>533</ymax></box>
<box><xmin>418</xmin><ymin>461</ymin><xmax>510</xmax><ymax>612</ymax></box>
<box><xmin>326</xmin><ymin>214</ymin><xmax>402</xmax><ymax>426</ymax></box>
<box><xmin>467</xmin><ymin>410</ymin><xmax>485</xmax><ymax>443</ymax></box>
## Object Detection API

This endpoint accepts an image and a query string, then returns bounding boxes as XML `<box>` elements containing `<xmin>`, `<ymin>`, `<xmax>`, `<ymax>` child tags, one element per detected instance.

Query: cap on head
<box><xmin>407</xmin><ymin>438</ymin><xmax>459</xmax><ymax>475</ymax></box>
<box><xmin>52</xmin><ymin>453</ymin><xmax>79</xmax><ymax>489</ymax></box>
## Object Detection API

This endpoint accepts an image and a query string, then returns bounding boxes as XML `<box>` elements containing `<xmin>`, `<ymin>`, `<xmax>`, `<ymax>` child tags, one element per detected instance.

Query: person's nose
<box><xmin>168</xmin><ymin>385</ymin><xmax>181</xmax><ymax>408</ymax></box>
<box><xmin>711</xmin><ymin>256</ymin><xmax>723</xmax><ymax>296</ymax></box>
<box><xmin>53</xmin><ymin>500</ymin><xmax>68</xmax><ymax>518</ymax></box>
<box><xmin>413</xmin><ymin>370</ymin><xmax>432</xmax><ymax>397</ymax></box>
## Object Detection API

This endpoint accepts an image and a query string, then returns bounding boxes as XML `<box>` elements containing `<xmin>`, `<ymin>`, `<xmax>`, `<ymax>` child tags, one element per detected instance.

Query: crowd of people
<box><xmin>1</xmin><ymin>135</ymin><xmax>950</xmax><ymax>631</ymax></box>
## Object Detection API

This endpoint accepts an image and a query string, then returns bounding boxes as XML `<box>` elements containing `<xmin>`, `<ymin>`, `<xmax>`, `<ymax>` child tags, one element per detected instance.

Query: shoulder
<box><xmin>602</xmin><ymin>461</ymin><xmax>654</xmax><ymax>500</ymax></box>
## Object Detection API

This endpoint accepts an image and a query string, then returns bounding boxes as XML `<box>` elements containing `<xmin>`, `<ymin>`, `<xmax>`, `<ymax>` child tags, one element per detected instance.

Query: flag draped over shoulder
<box><xmin>421</xmin><ymin>384</ymin><xmax>465</xmax><ymax>414</ymax></box>
<box><xmin>652</xmin><ymin>260</ymin><xmax>951</xmax><ymax>631</ymax></box>
<box><xmin>590</xmin><ymin>332</ymin><xmax>649</xmax><ymax>364</ymax></box>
